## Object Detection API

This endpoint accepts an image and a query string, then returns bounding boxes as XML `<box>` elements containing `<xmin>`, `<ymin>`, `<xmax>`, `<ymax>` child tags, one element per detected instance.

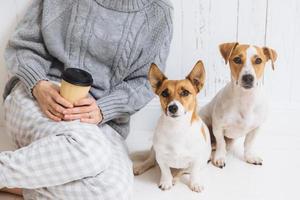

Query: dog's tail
<box><xmin>171</xmin><ymin>168</ymin><xmax>189</xmax><ymax>184</ymax></box>
<box><xmin>131</xmin><ymin>147</ymin><xmax>156</xmax><ymax>176</ymax></box>
<box><xmin>130</xmin><ymin>150</ymin><xmax>150</xmax><ymax>161</ymax></box>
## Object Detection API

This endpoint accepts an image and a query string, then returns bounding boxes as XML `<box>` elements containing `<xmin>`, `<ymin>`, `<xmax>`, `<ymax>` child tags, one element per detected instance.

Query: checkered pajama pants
<box><xmin>0</xmin><ymin>83</ymin><xmax>133</xmax><ymax>199</ymax></box>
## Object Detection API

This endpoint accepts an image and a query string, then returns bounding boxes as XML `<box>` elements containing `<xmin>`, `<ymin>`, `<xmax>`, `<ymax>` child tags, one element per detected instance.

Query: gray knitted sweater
<box><xmin>3</xmin><ymin>0</ymin><xmax>173</xmax><ymax>138</ymax></box>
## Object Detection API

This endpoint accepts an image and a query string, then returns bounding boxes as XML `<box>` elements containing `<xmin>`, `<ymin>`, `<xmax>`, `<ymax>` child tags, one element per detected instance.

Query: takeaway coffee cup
<box><xmin>60</xmin><ymin>68</ymin><xmax>93</xmax><ymax>104</ymax></box>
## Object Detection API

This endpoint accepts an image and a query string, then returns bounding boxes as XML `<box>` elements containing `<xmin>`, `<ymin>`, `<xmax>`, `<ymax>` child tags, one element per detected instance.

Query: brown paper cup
<box><xmin>60</xmin><ymin>68</ymin><xmax>93</xmax><ymax>104</ymax></box>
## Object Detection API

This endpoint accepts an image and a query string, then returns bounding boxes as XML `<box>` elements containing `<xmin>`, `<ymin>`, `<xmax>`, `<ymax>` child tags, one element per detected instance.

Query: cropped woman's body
<box><xmin>0</xmin><ymin>0</ymin><xmax>173</xmax><ymax>199</ymax></box>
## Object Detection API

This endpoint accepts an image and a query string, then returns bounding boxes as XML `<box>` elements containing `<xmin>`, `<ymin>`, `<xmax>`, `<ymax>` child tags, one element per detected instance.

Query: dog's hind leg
<box><xmin>133</xmin><ymin>147</ymin><xmax>156</xmax><ymax>175</ymax></box>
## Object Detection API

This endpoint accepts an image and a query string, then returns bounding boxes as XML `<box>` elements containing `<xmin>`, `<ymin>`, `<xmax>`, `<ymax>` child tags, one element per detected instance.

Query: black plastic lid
<box><xmin>61</xmin><ymin>68</ymin><xmax>93</xmax><ymax>86</ymax></box>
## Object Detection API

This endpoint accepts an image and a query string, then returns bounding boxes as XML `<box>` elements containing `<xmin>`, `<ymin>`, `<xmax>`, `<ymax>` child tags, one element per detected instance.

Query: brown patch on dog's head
<box><xmin>219</xmin><ymin>42</ymin><xmax>278</xmax><ymax>81</ymax></box>
<box><xmin>156</xmin><ymin>79</ymin><xmax>198</xmax><ymax>117</ymax></box>
<box><xmin>148</xmin><ymin>61</ymin><xmax>205</xmax><ymax>123</ymax></box>
<box><xmin>186</xmin><ymin>60</ymin><xmax>206</xmax><ymax>93</ymax></box>
<box><xmin>262</xmin><ymin>47</ymin><xmax>277</xmax><ymax>70</ymax></box>
<box><xmin>219</xmin><ymin>42</ymin><xmax>239</xmax><ymax>64</ymax></box>
<box><xmin>252</xmin><ymin>47</ymin><xmax>269</xmax><ymax>79</ymax></box>
<box><xmin>148</xmin><ymin>63</ymin><xmax>167</xmax><ymax>94</ymax></box>
<box><xmin>225</xmin><ymin>44</ymin><xmax>250</xmax><ymax>80</ymax></box>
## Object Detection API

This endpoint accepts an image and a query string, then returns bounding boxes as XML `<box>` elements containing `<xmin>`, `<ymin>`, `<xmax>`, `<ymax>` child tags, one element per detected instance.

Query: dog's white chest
<box><xmin>223</xmin><ymin>113</ymin><xmax>254</xmax><ymax>138</ymax></box>
<box><xmin>155</xmin><ymin>136</ymin><xmax>195</xmax><ymax>168</ymax></box>
<box><xmin>222</xmin><ymin>105</ymin><xmax>266</xmax><ymax>138</ymax></box>
<box><xmin>208</xmin><ymin>84</ymin><xmax>268</xmax><ymax>139</ymax></box>
<box><xmin>153</xmin><ymin>117</ymin><xmax>209</xmax><ymax>169</ymax></box>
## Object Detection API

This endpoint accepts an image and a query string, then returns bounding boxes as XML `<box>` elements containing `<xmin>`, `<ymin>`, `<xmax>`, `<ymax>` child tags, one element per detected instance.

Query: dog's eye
<box><xmin>181</xmin><ymin>90</ymin><xmax>190</xmax><ymax>97</ymax></box>
<box><xmin>255</xmin><ymin>57</ymin><xmax>262</xmax><ymax>64</ymax></box>
<box><xmin>233</xmin><ymin>57</ymin><xmax>242</xmax><ymax>64</ymax></box>
<box><xmin>161</xmin><ymin>89</ymin><xmax>169</xmax><ymax>98</ymax></box>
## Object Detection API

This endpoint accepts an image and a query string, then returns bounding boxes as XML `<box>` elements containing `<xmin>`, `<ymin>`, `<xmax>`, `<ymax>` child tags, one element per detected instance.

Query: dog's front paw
<box><xmin>245</xmin><ymin>155</ymin><xmax>263</xmax><ymax>165</ymax></box>
<box><xmin>189</xmin><ymin>182</ymin><xmax>204</xmax><ymax>193</ymax></box>
<box><xmin>213</xmin><ymin>156</ymin><xmax>226</xmax><ymax>168</ymax></box>
<box><xmin>158</xmin><ymin>179</ymin><xmax>173</xmax><ymax>191</ymax></box>
<box><xmin>213</xmin><ymin>149</ymin><xmax>226</xmax><ymax>168</ymax></box>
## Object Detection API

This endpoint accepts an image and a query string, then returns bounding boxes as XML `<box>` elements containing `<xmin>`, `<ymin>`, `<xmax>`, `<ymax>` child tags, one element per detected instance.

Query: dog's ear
<box><xmin>148</xmin><ymin>63</ymin><xmax>167</xmax><ymax>94</ymax></box>
<box><xmin>186</xmin><ymin>60</ymin><xmax>206</xmax><ymax>93</ymax></box>
<box><xmin>219</xmin><ymin>42</ymin><xmax>239</xmax><ymax>64</ymax></box>
<box><xmin>262</xmin><ymin>47</ymin><xmax>277</xmax><ymax>70</ymax></box>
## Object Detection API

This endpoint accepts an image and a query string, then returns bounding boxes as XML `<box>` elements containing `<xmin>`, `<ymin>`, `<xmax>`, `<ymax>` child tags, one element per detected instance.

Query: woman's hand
<box><xmin>63</xmin><ymin>97</ymin><xmax>103</xmax><ymax>124</ymax></box>
<box><xmin>33</xmin><ymin>80</ymin><xmax>73</xmax><ymax>121</ymax></box>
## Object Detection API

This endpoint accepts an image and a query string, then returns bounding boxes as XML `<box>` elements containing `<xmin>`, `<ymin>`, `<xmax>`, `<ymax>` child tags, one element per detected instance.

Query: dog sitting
<box><xmin>133</xmin><ymin>61</ymin><xmax>211</xmax><ymax>192</ymax></box>
<box><xmin>200</xmin><ymin>42</ymin><xmax>277</xmax><ymax>168</ymax></box>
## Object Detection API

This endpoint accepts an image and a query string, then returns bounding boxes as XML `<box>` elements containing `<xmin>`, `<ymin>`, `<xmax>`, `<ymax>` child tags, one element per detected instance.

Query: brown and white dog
<box><xmin>133</xmin><ymin>61</ymin><xmax>211</xmax><ymax>192</ymax></box>
<box><xmin>200</xmin><ymin>42</ymin><xmax>277</xmax><ymax>168</ymax></box>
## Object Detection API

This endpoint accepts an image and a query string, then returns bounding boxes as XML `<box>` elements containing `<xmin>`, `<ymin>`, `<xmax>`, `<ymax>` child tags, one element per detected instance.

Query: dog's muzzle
<box><xmin>241</xmin><ymin>74</ymin><xmax>254</xmax><ymax>89</ymax></box>
<box><xmin>168</xmin><ymin>104</ymin><xmax>178</xmax><ymax>117</ymax></box>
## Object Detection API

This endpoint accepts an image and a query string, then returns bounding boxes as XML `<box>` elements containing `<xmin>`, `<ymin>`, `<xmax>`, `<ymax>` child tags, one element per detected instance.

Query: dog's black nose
<box><xmin>242</xmin><ymin>74</ymin><xmax>254</xmax><ymax>84</ymax></box>
<box><xmin>168</xmin><ymin>104</ymin><xmax>178</xmax><ymax>114</ymax></box>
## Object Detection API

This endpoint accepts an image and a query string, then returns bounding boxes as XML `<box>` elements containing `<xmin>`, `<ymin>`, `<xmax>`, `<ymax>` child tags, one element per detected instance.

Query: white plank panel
<box><xmin>0</xmin><ymin>0</ymin><xmax>300</xmax><ymax>127</ymax></box>
<box><xmin>264</xmin><ymin>0</ymin><xmax>296</xmax><ymax>105</ymax></box>
<box><xmin>180</xmin><ymin>0</ymin><xmax>210</xmax><ymax>99</ymax></box>
<box><xmin>290</xmin><ymin>1</ymin><xmax>300</xmax><ymax>104</ymax></box>
<box><xmin>204</xmin><ymin>0</ymin><xmax>239</xmax><ymax>100</ymax></box>
<box><xmin>165</xmin><ymin>0</ymin><xmax>183</xmax><ymax>79</ymax></box>
<box><xmin>237</xmin><ymin>0</ymin><xmax>267</xmax><ymax>46</ymax></box>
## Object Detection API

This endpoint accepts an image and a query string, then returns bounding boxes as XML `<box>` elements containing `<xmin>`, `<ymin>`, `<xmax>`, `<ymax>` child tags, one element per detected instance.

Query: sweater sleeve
<box><xmin>4</xmin><ymin>0</ymin><xmax>53</xmax><ymax>97</ymax></box>
<box><xmin>97</xmin><ymin>24</ymin><xmax>173</xmax><ymax>124</ymax></box>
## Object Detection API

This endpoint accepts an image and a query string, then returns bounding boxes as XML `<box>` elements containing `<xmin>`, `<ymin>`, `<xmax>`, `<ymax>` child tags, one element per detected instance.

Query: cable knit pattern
<box><xmin>3</xmin><ymin>0</ymin><xmax>173</xmax><ymax>138</ymax></box>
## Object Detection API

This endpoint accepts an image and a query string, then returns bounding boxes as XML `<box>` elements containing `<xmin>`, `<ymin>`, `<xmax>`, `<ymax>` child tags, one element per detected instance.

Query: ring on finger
<box><xmin>88</xmin><ymin>112</ymin><xmax>93</xmax><ymax>119</ymax></box>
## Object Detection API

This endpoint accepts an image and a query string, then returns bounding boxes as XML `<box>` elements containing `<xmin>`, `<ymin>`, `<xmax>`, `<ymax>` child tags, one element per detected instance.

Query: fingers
<box><xmin>80</xmin><ymin>118</ymin><xmax>96</xmax><ymax>124</ymax></box>
<box><xmin>64</xmin><ymin>97</ymin><xmax>96</xmax><ymax>115</ymax></box>
<box><xmin>46</xmin><ymin>89</ymin><xmax>72</xmax><ymax>121</ymax></box>
<box><xmin>64</xmin><ymin>113</ymin><xmax>91</xmax><ymax>120</ymax></box>
<box><xmin>51</xmin><ymin>91</ymin><xmax>73</xmax><ymax>108</ymax></box>
<box><xmin>74</xmin><ymin>97</ymin><xmax>94</xmax><ymax>106</ymax></box>
<box><xmin>49</xmin><ymin>104</ymin><xmax>64</xmax><ymax>119</ymax></box>
<box><xmin>63</xmin><ymin>105</ymin><xmax>94</xmax><ymax>115</ymax></box>
<box><xmin>45</xmin><ymin>110</ymin><xmax>61</xmax><ymax>122</ymax></box>
<box><xmin>80</xmin><ymin>109</ymin><xmax>103</xmax><ymax>124</ymax></box>
<box><xmin>64</xmin><ymin>108</ymin><xmax>102</xmax><ymax>124</ymax></box>
<box><xmin>42</xmin><ymin>89</ymin><xmax>100</xmax><ymax>123</ymax></box>
<box><xmin>64</xmin><ymin>112</ymin><xmax>90</xmax><ymax>120</ymax></box>
<box><xmin>50</xmin><ymin>101</ymin><xmax>66</xmax><ymax>116</ymax></box>
<box><xmin>34</xmin><ymin>81</ymin><xmax>74</xmax><ymax>122</ymax></box>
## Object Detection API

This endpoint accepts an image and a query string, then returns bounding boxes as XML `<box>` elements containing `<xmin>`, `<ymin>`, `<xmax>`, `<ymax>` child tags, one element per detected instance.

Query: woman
<box><xmin>0</xmin><ymin>0</ymin><xmax>173</xmax><ymax>199</ymax></box>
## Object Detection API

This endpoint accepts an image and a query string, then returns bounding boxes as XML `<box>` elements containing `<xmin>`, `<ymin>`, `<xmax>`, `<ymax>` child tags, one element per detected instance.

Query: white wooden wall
<box><xmin>1</xmin><ymin>0</ymin><xmax>300</xmax><ymax>127</ymax></box>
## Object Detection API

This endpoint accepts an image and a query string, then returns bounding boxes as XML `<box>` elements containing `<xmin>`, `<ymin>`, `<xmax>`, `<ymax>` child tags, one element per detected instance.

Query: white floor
<box><xmin>127</xmin><ymin>109</ymin><xmax>300</xmax><ymax>200</ymax></box>
<box><xmin>128</xmin><ymin>132</ymin><xmax>300</xmax><ymax>200</ymax></box>
<box><xmin>0</xmin><ymin>109</ymin><xmax>300</xmax><ymax>200</ymax></box>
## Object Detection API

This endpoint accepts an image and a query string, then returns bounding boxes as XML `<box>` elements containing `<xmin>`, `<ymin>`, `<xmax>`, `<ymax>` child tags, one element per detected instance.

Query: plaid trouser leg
<box><xmin>1</xmin><ymin>83</ymin><xmax>133</xmax><ymax>199</ymax></box>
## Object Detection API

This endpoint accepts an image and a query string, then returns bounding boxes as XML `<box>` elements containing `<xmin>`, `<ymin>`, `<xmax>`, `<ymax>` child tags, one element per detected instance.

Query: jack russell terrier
<box><xmin>133</xmin><ymin>61</ymin><xmax>211</xmax><ymax>192</ymax></box>
<box><xmin>200</xmin><ymin>42</ymin><xmax>277</xmax><ymax>168</ymax></box>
